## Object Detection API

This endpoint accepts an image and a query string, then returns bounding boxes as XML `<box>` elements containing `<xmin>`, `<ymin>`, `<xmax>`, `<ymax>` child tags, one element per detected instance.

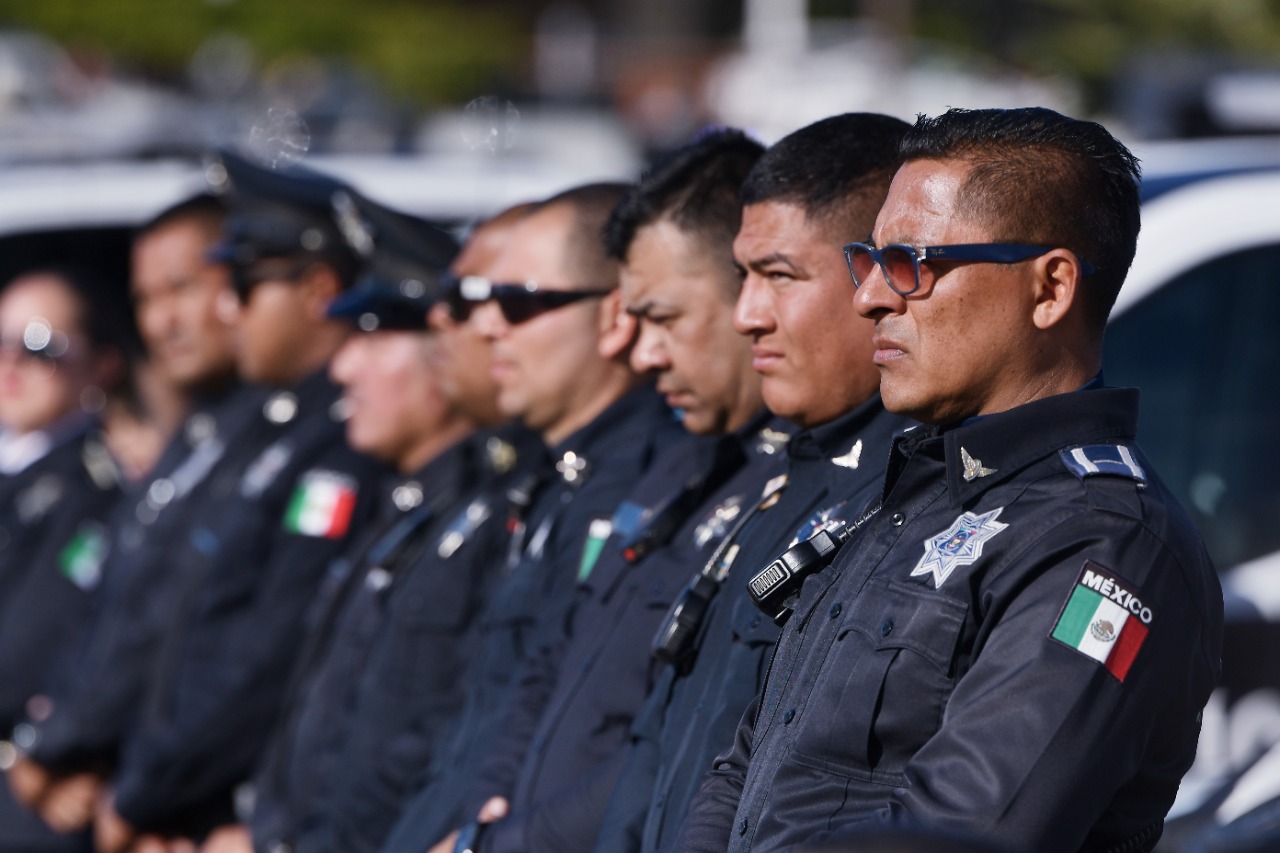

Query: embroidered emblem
<box><xmin>691</xmin><ymin>495</ymin><xmax>745</xmax><ymax>549</ymax></box>
<box><xmin>283</xmin><ymin>470</ymin><xmax>359</xmax><ymax>538</ymax></box>
<box><xmin>788</xmin><ymin>500</ymin><xmax>851</xmax><ymax>548</ymax></box>
<box><xmin>578</xmin><ymin>517</ymin><xmax>614</xmax><ymax>581</ymax></box>
<box><xmin>960</xmin><ymin>447</ymin><xmax>997</xmax><ymax>482</ymax></box>
<box><xmin>1050</xmin><ymin>561</ymin><xmax>1152</xmax><ymax>682</ymax></box>
<box><xmin>832</xmin><ymin>440</ymin><xmax>863</xmax><ymax>470</ymax></box>
<box><xmin>911</xmin><ymin>507</ymin><xmax>1008</xmax><ymax>588</ymax></box>
<box><xmin>58</xmin><ymin>522</ymin><xmax>109</xmax><ymax>591</ymax></box>
<box><xmin>1059</xmin><ymin>444</ymin><xmax>1147</xmax><ymax>484</ymax></box>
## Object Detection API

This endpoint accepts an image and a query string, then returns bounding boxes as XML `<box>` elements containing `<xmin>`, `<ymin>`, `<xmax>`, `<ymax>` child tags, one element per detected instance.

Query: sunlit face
<box><xmin>231</xmin><ymin>262</ymin><xmax>319</xmax><ymax>386</ymax></box>
<box><xmin>472</xmin><ymin>203</ymin><xmax>612</xmax><ymax>443</ymax></box>
<box><xmin>856</xmin><ymin>158</ymin><xmax>1043</xmax><ymax>424</ymax></box>
<box><xmin>732</xmin><ymin>202</ymin><xmax>880</xmax><ymax>428</ymax></box>
<box><xmin>0</xmin><ymin>275</ymin><xmax>97</xmax><ymax>434</ymax></box>
<box><xmin>131</xmin><ymin>220</ymin><xmax>236</xmax><ymax>391</ymax></box>
<box><xmin>427</xmin><ymin>218</ymin><xmax>512</xmax><ymax>426</ymax></box>
<box><xmin>330</xmin><ymin>330</ymin><xmax>450</xmax><ymax>471</ymax></box>
<box><xmin>622</xmin><ymin>220</ymin><xmax>760</xmax><ymax>434</ymax></box>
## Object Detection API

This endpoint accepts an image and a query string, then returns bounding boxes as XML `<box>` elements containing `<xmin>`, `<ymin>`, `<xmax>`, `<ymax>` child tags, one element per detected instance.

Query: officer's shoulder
<box><xmin>1054</xmin><ymin>442</ymin><xmax>1149</xmax><ymax>520</ymax></box>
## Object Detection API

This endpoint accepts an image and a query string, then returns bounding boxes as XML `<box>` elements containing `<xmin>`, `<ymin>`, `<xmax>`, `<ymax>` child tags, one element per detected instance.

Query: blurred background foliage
<box><xmin>0</xmin><ymin>0</ymin><xmax>523</xmax><ymax>104</ymax></box>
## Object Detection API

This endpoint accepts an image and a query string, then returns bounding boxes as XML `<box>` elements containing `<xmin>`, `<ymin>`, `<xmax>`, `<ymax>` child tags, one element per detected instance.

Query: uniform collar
<box><xmin>917</xmin><ymin>387</ymin><xmax>1141</xmax><ymax>506</ymax></box>
<box><xmin>786</xmin><ymin>393</ymin><xmax>888</xmax><ymax>462</ymax></box>
<box><xmin>548</xmin><ymin>384</ymin><xmax>672</xmax><ymax>486</ymax></box>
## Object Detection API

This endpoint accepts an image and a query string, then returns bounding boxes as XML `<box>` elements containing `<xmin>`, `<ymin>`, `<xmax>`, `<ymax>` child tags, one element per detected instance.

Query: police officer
<box><xmin>594</xmin><ymin>113</ymin><xmax>914</xmax><ymax>853</ymax></box>
<box><xmin>0</xmin><ymin>268</ymin><xmax>130</xmax><ymax>853</ymax></box>
<box><xmin>677</xmin><ymin>108</ymin><xmax>1223</xmax><ymax>853</ymax></box>
<box><xmin>1</xmin><ymin>195</ymin><xmax>264</xmax><ymax>853</ymax></box>
<box><xmin>433</xmin><ymin>129</ymin><xmax>780</xmax><ymax>853</ymax></box>
<box><xmin>93</xmin><ymin>152</ymin><xmax>385</xmax><ymax>850</ymax></box>
<box><xmin>379</xmin><ymin>182</ymin><xmax>685</xmax><ymax>853</ymax></box>
<box><xmin>194</xmin><ymin>193</ymin><xmax>533</xmax><ymax>853</ymax></box>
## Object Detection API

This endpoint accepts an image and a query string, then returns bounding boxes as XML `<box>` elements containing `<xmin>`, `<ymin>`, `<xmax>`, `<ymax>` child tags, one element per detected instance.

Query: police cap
<box><xmin>325</xmin><ymin>191</ymin><xmax>460</xmax><ymax>332</ymax></box>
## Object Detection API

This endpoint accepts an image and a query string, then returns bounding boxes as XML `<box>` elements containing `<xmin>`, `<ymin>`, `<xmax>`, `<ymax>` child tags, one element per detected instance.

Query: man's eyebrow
<box><xmin>745</xmin><ymin>252</ymin><xmax>798</xmax><ymax>272</ymax></box>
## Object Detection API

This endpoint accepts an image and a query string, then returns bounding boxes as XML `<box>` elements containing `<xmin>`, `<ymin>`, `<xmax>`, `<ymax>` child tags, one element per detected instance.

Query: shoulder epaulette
<box><xmin>1059</xmin><ymin>444</ymin><xmax>1147</xmax><ymax>484</ymax></box>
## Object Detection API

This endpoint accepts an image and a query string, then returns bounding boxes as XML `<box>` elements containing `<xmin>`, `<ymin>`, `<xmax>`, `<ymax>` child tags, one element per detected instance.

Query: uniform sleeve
<box><xmin>483</xmin><ymin>749</ymin><xmax>627</xmax><ymax>853</ymax></box>
<box><xmin>823</xmin><ymin>512</ymin><xmax>1220</xmax><ymax>850</ymax></box>
<box><xmin>113</xmin><ymin>458</ymin><xmax>378</xmax><ymax>830</ymax></box>
<box><xmin>670</xmin><ymin>692</ymin><xmax>759</xmax><ymax>853</ymax></box>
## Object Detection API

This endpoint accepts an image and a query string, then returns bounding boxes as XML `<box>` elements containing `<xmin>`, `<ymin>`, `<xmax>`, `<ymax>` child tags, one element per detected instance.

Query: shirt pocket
<box><xmin>791</xmin><ymin>577</ymin><xmax>968</xmax><ymax>784</ymax></box>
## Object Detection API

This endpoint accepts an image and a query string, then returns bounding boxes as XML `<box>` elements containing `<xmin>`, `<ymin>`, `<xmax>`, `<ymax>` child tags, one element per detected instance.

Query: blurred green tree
<box><xmin>0</xmin><ymin>0</ymin><xmax>523</xmax><ymax>104</ymax></box>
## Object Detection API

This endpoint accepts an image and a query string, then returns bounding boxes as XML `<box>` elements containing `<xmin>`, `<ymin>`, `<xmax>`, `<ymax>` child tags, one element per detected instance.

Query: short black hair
<box><xmin>740</xmin><ymin>113</ymin><xmax>911</xmax><ymax>240</ymax></box>
<box><xmin>603</xmin><ymin>128</ymin><xmax>765</xmax><ymax>263</ymax></box>
<box><xmin>137</xmin><ymin>193</ymin><xmax>226</xmax><ymax>245</ymax></box>
<box><xmin>540</xmin><ymin>182</ymin><xmax>632</xmax><ymax>287</ymax></box>
<box><xmin>899</xmin><ymin>107</ymin><xmax>1141</xmax><ymax>330</ymax></box>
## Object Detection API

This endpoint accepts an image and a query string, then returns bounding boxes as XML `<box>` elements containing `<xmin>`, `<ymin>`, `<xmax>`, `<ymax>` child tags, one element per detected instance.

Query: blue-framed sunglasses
<box><xmin>842</xmin><ymin>242</ymin><xmax>1095</xmax><ymax>297</ymax></box>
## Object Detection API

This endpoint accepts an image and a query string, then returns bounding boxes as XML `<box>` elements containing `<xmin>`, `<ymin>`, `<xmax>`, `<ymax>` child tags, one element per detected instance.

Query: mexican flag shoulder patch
<box><xmin>1050</xmin><ymin>560</ymin><xmax>1152</xmax><ymax>682</ymax></box>
<box><xmin>283</xmin><ymin>470</ymin><xmax>358</xmax><ymax>539</ymax></box>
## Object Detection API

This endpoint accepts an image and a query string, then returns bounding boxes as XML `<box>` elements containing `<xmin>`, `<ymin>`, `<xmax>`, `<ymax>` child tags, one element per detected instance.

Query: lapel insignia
<box><xmin>264</xmin><ymin>392</ymin><xmax>299</xmax><ymax>425</ymax></box>
<box><xmin>758</xmin><ymin>474</ymin><xmax>789</xmax><ymax>510</ymax></box>
<box><xmin>911</xmin><ymin>507</ymin><xmax>1008</xmax><ymax>589</ymax></box>
<box><xmin>754</xmin><ymin>428</ymin><xmax>791</xmax><ymax>456</ymax></box>
<box><xmin>556</xmin><ymin>450</ymin><xmax>590</xmax><ymax>485</ymax></box>
<box><xmin>961</xmin><ymin>447</ymin><xmax>997</xmax><ymax>481</ymax></box>
<box><xmin>486</xmin><ymin>436</ymin><xmax>517</xmax><ymax>474</ymax></box>
<box><xmin>832</xmin><ymin>439</ymin><xmax>863</xmax><ymax>470</ymax></box>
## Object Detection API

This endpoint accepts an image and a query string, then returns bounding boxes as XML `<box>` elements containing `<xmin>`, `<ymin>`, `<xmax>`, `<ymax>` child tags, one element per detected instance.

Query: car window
<box><xmin>1105</xmin><ymin>243</ymin><xmax>1280</xmax><ymax>571</ymax></box>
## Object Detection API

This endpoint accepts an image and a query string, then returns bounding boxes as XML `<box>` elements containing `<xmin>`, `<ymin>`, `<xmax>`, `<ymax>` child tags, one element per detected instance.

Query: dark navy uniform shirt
<box><xmin>468</xmin><ymin>412</ymin><xmax>794</xmax><ymax>853</ymax></box>
<box><xmin>18</xmin><ymin>383</ymin><xmax>268</xmax><ymax>776</ymax></box>
<box><xmin>379</xmin><ymin>384</ymin><xmax>681</xmax><ymax>853</ymax></box>
<box><xmin>677</xmin><ymin>388</ymin><xmax>1223</xmax><ymax>853</ymax></box>
<box><xmin>109</xmin><ymin>371</ymin><xmax>385</xmax><ymax>837</ymax></box>
<box><xmin>248</xmin><ymin>424</ymin><xmax>540</xmax><ymax>853</ymax></box>
<box><xmin>0</xmin><ymin>419</ymin><xmax>122</xmax><ymax>734</ymax></box>
<box><xmin>596</xmin><ymin>395</ymin><xmax>909</xmax><ymax>853</ymax></box>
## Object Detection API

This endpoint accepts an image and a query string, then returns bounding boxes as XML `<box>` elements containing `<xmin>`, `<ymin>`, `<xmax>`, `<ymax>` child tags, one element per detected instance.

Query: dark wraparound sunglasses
<box><xmin>843</xmin><ymin>242</ymin><xmax>1095</xmax><ymax>297</ymax></box>
<box><xmin>443</xmin><ymin>275</ymin><xmax>613</xmax><ymax>325</ymax></box>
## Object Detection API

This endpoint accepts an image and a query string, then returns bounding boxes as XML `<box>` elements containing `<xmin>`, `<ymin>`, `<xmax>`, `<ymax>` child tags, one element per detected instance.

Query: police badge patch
<box><xmin>910</xmin><ymin>507</ymin><xmax>1008</xmax><ymax>589</ymax></box>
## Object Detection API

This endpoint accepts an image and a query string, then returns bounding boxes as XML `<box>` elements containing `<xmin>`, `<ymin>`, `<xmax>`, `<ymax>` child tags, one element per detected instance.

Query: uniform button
<box><xmin>880</xmin><ymin>619</ymin><xmax>894</xmax><ymax>637</ymax></box>
<box><xmin>738</xmin><ymin>818</ymin><xmax>749</xmax><ymax>836</ymax></box>
<box><xmin>890</xmin><ymin>512</ymin><xmax>906</xmax><ymax>526</ymax></box>
<box><xmin>749</xmin><ymin>614</ymin><xmax>761</xmax><ymax>629</ymax></box>
<box><xmin>828</xmin><ymin>602</ymin><xmax>843</xmax><ymax>619</ymax></box>
<box><xmin>783</xmin><ymin>708</ymin><xmax>795</xmax><ymax>724</ymax></box>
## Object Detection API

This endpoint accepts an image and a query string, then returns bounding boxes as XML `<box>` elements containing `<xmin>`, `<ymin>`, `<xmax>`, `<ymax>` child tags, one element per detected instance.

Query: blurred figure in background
<box><xmin>0</xmin><ymin>267</ymin><xmax>131</xmax><ymax>852</ymax></box>
<box><xmin>200</xmin><ymin>195</ymin><xmax>529</xmax><ymax>853</ymax></box>
<box><xmin>1</xmin><ymin>193</ymin><xmax>259</xmax><ymax>853</ymax></box>
<box><xmin>91</xmin><ymin>152</ymin><xmax>384</xmax><ymax>852</ymax></box>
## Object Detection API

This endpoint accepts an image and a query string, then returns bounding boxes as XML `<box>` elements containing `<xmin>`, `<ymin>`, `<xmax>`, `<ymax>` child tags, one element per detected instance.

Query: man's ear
<box><xmin>597</xmin><ymin>289</ymin><xmax>637</xmax><ymax>361</ymax></box>
<box><xmin>297</xmin><ymin>263</ymin><xmax>344</xmax><ymax>320</ymax></box>
<box><xmin>1030</xmin><ymin>249</ymin><xmax>1084</xmax><ymax>331</ymax></box>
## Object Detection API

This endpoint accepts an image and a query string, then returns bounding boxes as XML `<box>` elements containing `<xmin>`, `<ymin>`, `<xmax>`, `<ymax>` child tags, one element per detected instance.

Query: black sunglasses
<box><xmin>230</xmin><ymin>259</ymin><xmax>312</xmax><ymax>304</ymax></box>
<box><xmin>443</xmin><ymin>276</ymin><xmax>613</xmax><ymax>325</ymax></box>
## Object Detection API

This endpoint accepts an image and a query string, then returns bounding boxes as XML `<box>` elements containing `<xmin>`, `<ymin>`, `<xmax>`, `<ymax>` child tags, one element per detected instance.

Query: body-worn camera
<box><xmin>749</xmin><ymin>524</ymin><xmax>852</xmax><ymax>625</ymax></box>
<box><xmin>652</xmin><ymin>572</ymin><xmax>720</xmax><ymax>664</ymax></box>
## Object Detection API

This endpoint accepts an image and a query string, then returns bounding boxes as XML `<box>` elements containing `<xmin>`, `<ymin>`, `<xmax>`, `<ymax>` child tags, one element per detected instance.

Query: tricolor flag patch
<box><xmin>283</xmin><ymin>470</ymin><xmax>358</xmax><ymax>539</ymax></box>
<box><xmin>58</xmin><ymin>522</ymin><xmax>108</xmax><ymax>590</ymax></box>
<box><xmin>1050</xmin><ymin>561</ymin><xmax>1152</xmax><ymax>682</ymax></box>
